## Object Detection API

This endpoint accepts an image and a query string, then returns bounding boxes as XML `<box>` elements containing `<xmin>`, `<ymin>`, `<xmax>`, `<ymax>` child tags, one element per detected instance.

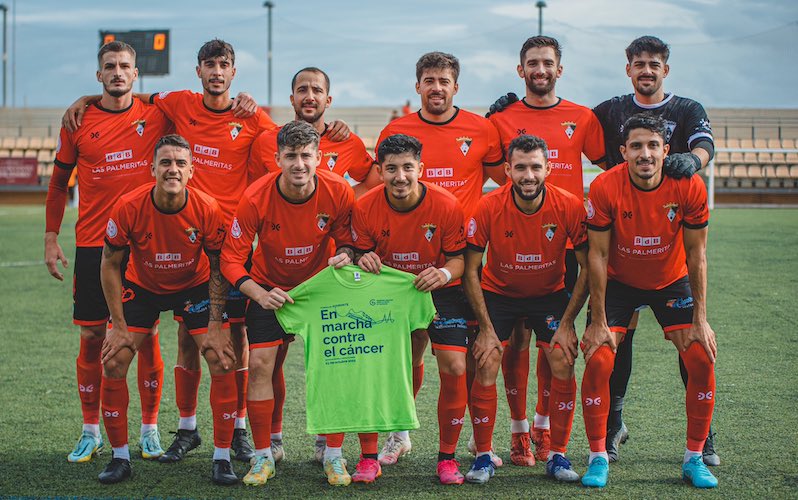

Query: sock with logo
<box><xmin>535</xmin><ymin>349</ymin><xmax>552</xmax><ymax>421</ymax></box>
<box><xmin>101</xmin><ymin>376</ymin><xmax>129</xmax><ymax>448</ymax></box>
<box><xmin>271</xmin><ymin>347</ymin><xmax>288</xmax><ymax>434</ymax></box>
<box><xmin>581</xmin><ymin>345</ymin><xmax>615</xmax><ymax>452</ymax></box>
<box><xmin>549</xmin><ymin>375</ymin><xmax>577</xmax><ymax>454</ymax></box>
<box><xmin>501</xmin><ymin>345</ymin><xmax>529</xmax><ymax>422</ymax></box>
<box><xmin>680</xmin><ymin>342</ymin><xmax>716</xmax><ymax>452</ymax></box>
<box><xmin>437</xmin><ymin>371</ymin><xmax>467</xmax><ymax>455</ymax></box>
<box><xmin>470</xmin><ymin>382</ymin><xmax>497</xmax><ymax>454</ymax></box>
<box><xmin>210</xmin><ymin>372</ymin><xmax>237</xmax><ymax>449</ymax></box>
<box><xmin>77</xmin><ymin>336</ymin><xmax>103</xmax><ymax>425</ymax></box>
<box><xmin>137</xmin><ymin>331</ymin><xmax>164</xmax><ymax>426</ymax></box>
<box><xmin>174</xmin><ymin>365</ymin><xmax>201</xmax><ymax>424</ymax></box>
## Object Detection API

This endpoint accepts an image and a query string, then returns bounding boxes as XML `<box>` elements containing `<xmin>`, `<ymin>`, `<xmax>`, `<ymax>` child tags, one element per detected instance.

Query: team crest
<box><xmin>185</xmin><ymin>226</ymin><xmax>199</xmax><ymax>243</ymax></box>
<box><xmin>316</xmin><ymin>213</ymin><xmax>330</xmax><ymax>231</ymax></box>
<box><xmin>231</xmin><ymin>217</ymin><xmax>242</xmax><ymax>239</ymax></box>
<box><xmin>422</xmin><ymin>223</ymin><xmax>438</xmax><ymax>242</ymax></box>
<box><xmin>324</xmin><ymin>152</ymin><xmax>338</xmax><ymax>171</ymax></box>
<box><xmin>132</xmin><ymin>119</ymin><xmax>146</xmax><ymax>137</ymax></box>
<box><xmin>456</xmin><ymin>136</ymin><xmax>472</xmax><ymax>157</ymax></box>
<box><xmin>543</xmin><ymin>223</ymin><xmax>557</xmax><ymax>242</ymax></box>
<box><xmin>229</xmin><ymin>122</ymin><xmax>243</xmax><ymax>141</ymax></box>
<box><xmin>664</xmin><ymin>120</ymin><xmax>677</xmax><ymax>142</ymax></box>
<box><xmin>561</xmin><ymin>121</ymin><xmax>577</xmax><ymax>139</ymax></box>
<box><xmin>664</xmin><ymin>202</ymin><xmax>679</xmax><ymax>222</ymax></box>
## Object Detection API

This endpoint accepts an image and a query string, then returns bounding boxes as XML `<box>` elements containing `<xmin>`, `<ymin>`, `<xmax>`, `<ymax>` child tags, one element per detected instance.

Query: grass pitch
<box><xmin>0</xmin><ymin>205</ymin><xmax>796</xmax><ymax>498</ymax></box>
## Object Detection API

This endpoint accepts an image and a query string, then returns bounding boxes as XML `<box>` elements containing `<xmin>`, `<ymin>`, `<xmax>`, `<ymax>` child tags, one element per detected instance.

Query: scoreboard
<box><xmin>99</xmin><ymin>30</ymin><xmax>170</xmax><ymax>76</ymax></box>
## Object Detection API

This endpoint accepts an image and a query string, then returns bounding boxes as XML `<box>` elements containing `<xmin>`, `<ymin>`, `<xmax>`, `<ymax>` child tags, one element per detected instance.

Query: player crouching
<box><xmin>98</xmin><ymin>135</ymin><xmax>238</xmax><ymax>485</ymax></box>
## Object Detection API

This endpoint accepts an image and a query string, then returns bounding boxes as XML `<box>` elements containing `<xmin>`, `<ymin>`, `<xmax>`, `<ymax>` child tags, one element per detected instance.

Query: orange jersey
<box><xmin>489</xmin><ymin>98</ymin><xmax>605</xmax><ymax>200</ymax></box>
<box><xmin>376</xmin><ymin>108</ymin><xmax>503</xmax><ymax>215</ymax></box>
<box><xmin>149</xmin><ymin>90</ymin><xmax>277</xmax><ymax>218</ymax></box>
<box><xmin>468</xmin><ymin>183</ymin><xmax>587</xmax><ymax>298</ymax></box>
<box><xmin>105</xmin><ymin>183</ymin><xmax>226</xmax><ymax>294</ymax></box>
<box><xmin>586</xmin><ymin>164</ymin><xmax>709</xmax><ymax>290</ymax></box>
<box><xmin>248</xmin><ymin>125</ymin><xmax>374</xmax><ymax>183</ymax></box>
<box><xmin>51</xmin><ymin>100</ymin><xmax>173</xmax><ymax>247</ymax></box>
<box><xmin>352</xmin><ymin>181</ymin><xmax>466</xmax><ymax>284</ymax></box>
<box><xmin>221</xmin><ymin>169</ymin><xmax>355</xmax><ymax>291</ymax></box>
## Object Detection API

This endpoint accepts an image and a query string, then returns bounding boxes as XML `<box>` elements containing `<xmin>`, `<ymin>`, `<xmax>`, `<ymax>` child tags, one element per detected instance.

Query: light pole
<box><xmin>535</xmin><ymin>1</ymin><xmax>546</xmax><ymax>36</ymax></box>
<box><xmin>263</xmin><ymin>1</ymin><xmax>274</xmax><ymax>108</ymax></box>
<box><xmin>0</xmin><ymin>4</ymin><xmax>7</xmax><ymax>108</ymax></box>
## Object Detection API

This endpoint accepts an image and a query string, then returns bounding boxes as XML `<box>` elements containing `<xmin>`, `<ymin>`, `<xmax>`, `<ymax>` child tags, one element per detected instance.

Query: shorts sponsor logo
<box><xmin>106</xmin><ymin>218</ymin><xmax>118</xmax><ymax>238</ymax></box>
<box><xmin>545</xmin><ymin>315</ymin><xmax>560</xmax><ymax>331</ymax></box>
<box><xmin>194</xmin><ymin>144</ymin><xmax>220</xmax><ymax>157</ymax></box>
<box><xmin>506</xmin><ymin>387</ymin><xmax>518</xmax><ymax>395</ymax></box>
<box><xmin>286</xmin><ymin>245</ymin><xmax>314</xmax><ymax>256</ymax></box>
<box><xmin>231</xmin><ymin>218</ymin><xmax>242</xmax><ymax>239</ymax></box>
<box><xmin>184</xmin><ymin>299</ymin><xmax>209</xmax><ymax>314</ymax></box>
<box><xmin>432</xmin><ymin>316</ymin><xmax>468</xmax><ymax>331</ymax></box>
<box><xmin>456</xmin><ymin>136</ymin><xmax>472</xmax><ymax>156</ymax></box>
<box><xmin>155</xmin><ymin>253</ymin><xmax>182</xmax><ymax>262</ymax></box>
<box><xmin>105</xmin><ymin>149</ymin><xmax>133</xmax><ymax>163</ymax></box>
<box><xmin>121</xmin><ymin>287</ymin><xmax>135</xmax><ymax>302</ymax></box>
<box><xmin>634</xmin><ymin>236</ymin><xmax>661</xmax><ymax>247</ymax></box>
<box><xmin>392</xmin><ymin>252</ymin><xmax>419</xmax><ymax>262</ymax></box>
<box><xmin>666</xmin><ymin>297</ymin><xmax>693</xmax><ymax>309</ymax></box>
<box><xmin>515</xmin><ymin>253</ymin><xmax>542</xmax><ymax>263</ymax></box>
<box><xmin>467</xmin><ymin>218</ymin><xmax>477</xmax><ymax>238</ymax></box>
<box><xmin>586</xmin><ymin>199</ymin><xmax>595</xmax><ymax>219</ymax></box>
<box><xmin>426</xmin><ymin>167</ymin><xmax>453</xmax><ymax>178</ymax></box>
<box><xmin>543</xmin><ymin>389</ymin><xmax>550</xmax><ymax>397</ymax></box>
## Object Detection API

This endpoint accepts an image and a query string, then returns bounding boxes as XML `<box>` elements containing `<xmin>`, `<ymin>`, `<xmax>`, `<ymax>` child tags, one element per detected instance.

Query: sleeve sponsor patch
<box><xmin>106</xmin><ymin>218</ymin><xmax>118</xmax><ymax>238</ymax></box>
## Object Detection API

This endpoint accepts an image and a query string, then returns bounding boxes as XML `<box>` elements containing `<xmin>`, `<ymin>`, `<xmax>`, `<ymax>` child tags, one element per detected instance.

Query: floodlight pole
<box><xmin>536</xmin><ymin>1</ymin><xmax>546</xmax><ymax>36</ymax></box>
<box><xmin>0</xmin><ymin>4</ymin><xmax>7</xmax><ymax>108</ymax></box>
<box><xmin>264</xmin><ymin>1</ymin><xmax>275</xmax><ymax>107</ymax></box>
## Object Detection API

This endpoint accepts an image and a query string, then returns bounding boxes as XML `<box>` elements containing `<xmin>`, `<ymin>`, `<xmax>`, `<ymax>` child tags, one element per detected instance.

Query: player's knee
<box><xmin>546</xmin><ymin>348</ymin><xmax>572</xmax><ymax>379</ymax></box>
<box><xmin>585</xmin><ymin>345</ymin><xmax>615</xmax><ymax>378</ymax></box>
<box><xmin>201</xmin><ymin>349</ymin><xmax>228</xmax><ymax>374</ymax></box>
<box><xmin>102</xmin><ymin>355</ymin><xmax>130</xmax><ymax>378</ymax></box>
<box><xmin>80</xmin><ymin>325</ymin><xmax>105</xmax><ymax>341</ymax></box>
<box><xmin>440</xmin><ymin>355</ymin><xmax>466</xmax><ymax>377</ymax></box>
<box><xmin>681</xmin><ymin>342</ymin><xmax>714</xmax><ymax>378</ymax></box>
<box><xmin>247</xmin><ymin>350</ymin><xmax>276</xmax><ymax>380</ymax></box>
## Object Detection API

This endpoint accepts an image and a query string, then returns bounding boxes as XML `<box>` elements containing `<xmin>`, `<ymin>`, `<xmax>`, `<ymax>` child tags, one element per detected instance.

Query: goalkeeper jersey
<box><xmin>275</xmin><ymin>265</ymin><xmax>436</xmax><ymax>434</ymax></box>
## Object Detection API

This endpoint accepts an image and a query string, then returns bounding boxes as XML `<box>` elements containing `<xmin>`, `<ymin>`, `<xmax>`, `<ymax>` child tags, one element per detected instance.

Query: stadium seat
<box><xmin>724</xmin><ymin>138</ymin><xmax>740</xmax><ymax>150</ymax></box>
<box><xmin>768</xmin><ymin>153</ymin><xmax>785</xmax><ymax>165</ymax></box>
<box><xmin>10</xmin><ymin>149</ymin><xmax>24</xmax><ymax>158</ymax></box>
<box><xmin>758</xmin><ymin>152</ymin><xmax>775</xmax><ymax>164</ymax></box>
<box><xmin>24</xmin><ymin>149</ymin><xmax>37</xmax><ymax>158</ymax></box>
<box><xmin>742</xmin><ymin>152</ymin><xmax>758</xmax><ymax>164</ymax></box>
<box><xmin>786</xmin><ymin>152</ymin><xmax>798</xmax><ymax>166</ymax></box>
<box><xmin>767</xmin><ymin>138</ymin><xmax>782</xmax><ymax>149</ymax></box>
<box><xmin>775</xmin><ymin>165</ymin><xmax>791</xmax><ymax>178</ymax></box>
<box><xmin>729</xmin><ymin>152</ymin><xmax>744</xmax><ymax>164</ymax></box>
<box><xmin>0</xmin><ymin>148</ymin><xmax>9</xmax><ymax>157</ymax></box>
<box><xmin>714</xmin><ymin>151</ymin><xmax>731</xmax><ymax>165</ymax></box>
<box><xmin>28</xmin><ymin>137</ymin><xmax>43</xmax><ymax>150</ymax></box>
<box><xmin>42</xmin><ymin>137</ymin><xmax>57</xmax><ymax>149</ymax></box>
<box><xmin>753</xmin><ymin>138</ymin><xmax>767</xmax><ymax>149</ymax></box>
<box><xmin>782</xmin><ymin>138</ymin><xmax>796</xmax><ymax>150</ymax></box>
<box><xmin>790</xmin><ymin>166</ymin><xmax>798</xmax><ymax>179</ymax></box>
<box><xmin>716</xmin><ymin>165</ymin><xmax>732</xmax><ymax>178</ymax></box>
<box><xmin>731</xmin><ymin>165</ymin><xmax>749</xmax><ymax>178</ymax></box>
<box><xmin>740</xmin><ymin>139</ymin><xmax>754</xmax><ymax>149</ymax></box>
<box><xmin>714</xmin><ymin>138</ymin><xmax>726</xmax><ymax>149</ymax></box>
<box><xmin>762</xmin><ymin>165</ymin><xmax>777</xmax><ymax>178</ymax></box>
<box><xmin>1</xmin><ymin>137</ymin><xmax>15</xmax><ymax>149</ymax></box>
<box><xmin>14</xmin><ymin>137</ymin><xmax>29</xmax><ymax>149</ymax></box>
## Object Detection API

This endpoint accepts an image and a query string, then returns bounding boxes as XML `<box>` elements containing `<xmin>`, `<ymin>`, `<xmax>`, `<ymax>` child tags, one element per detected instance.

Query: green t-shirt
<box><xmin>275</xmin><ymin>265</ymin><xmax>436</xmax><ymax>434</ymax></box>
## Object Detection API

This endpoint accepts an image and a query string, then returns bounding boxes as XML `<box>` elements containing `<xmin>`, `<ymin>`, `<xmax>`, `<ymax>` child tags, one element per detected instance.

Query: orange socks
<box><xmin>470</xmin><ymin>382</ymin><xmax>497</xmax><ymax>454</ymax></box>
<box><xmin>101</xmin><ymin>376</ymin><xmax>129</xmax><ymax>447</ymax></box>
<box><xmin>174</xmin><ymin>366</ymin><xmax>201</xmax><ymax>419</ymax></box>
<box><xmin>501</xmin><ymin>346</ymin><xmax>530</xmax><ymax>421</ymax></box>
<box><xmin>76</xmin><ymin>336</ymin><xmax>103</xmax><ymax>425</ymax></box>
<box><xmin>680</xmin><ymin>342</ymin><xmax>716</xmax><ymax>451</ymax></box>
<box><xmin>549</xmin><ymin>375</ymin><xmax>576</xmax><ymax>454</ymax></box>
<box><xmin>235</xmin><ymin>368</ymin><xmax>249</xmax><ymax>420</ymax></box>
<box><xmin>413</xmin><ymin>363</ymin><xmax>424</xmax><ymax>398</ymax></box>
<box><xmin>581</xmin><ymin>345</ymin><xmax>615</xmax><ymax>452</ymax></box>
<box><xmin>438</xmin><ymin>372</ymin><xmax>468</xmax><ymax>454</ymax></box>
<box><xmin>271</xmin><ymin>347</ymin><xmax>288</xmax><ymax>434</ymax></box>
<box><xmin>359</xmin><ymin>433</ymin><xmax>379</xmax><ymax>456</ymax></box>
<box><xmin>210</xmin><ymin>372</ymin><xmax>237</xmax><ymax>448</ymax></box>
<box><xmin>248</xmin><ymin>399</ymin><xmax>275</xmax><ymax>450</ymax></box>
<box><xmin>535</xmin><ymin>349</ymin><xmax>552</xmax><ymax>419</ymax></box>
<box><xmin>137</xmin><ymin>332</ymin><xmax>163</xmax><ymax>425</ymax></box>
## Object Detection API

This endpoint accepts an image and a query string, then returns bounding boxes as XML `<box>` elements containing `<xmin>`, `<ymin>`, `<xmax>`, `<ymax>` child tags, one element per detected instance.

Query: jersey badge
<box><xmin>663</xmin><ymin>202</ymin><xmax>679</xmax><ymax>222</ymax></box>
<box><xmin>421</xmin><ymin>223</ymin><xmax>437</xmax><ymax>242</ymax></box>
<box><xmin>586</xmin><ymin>199</ymin><xmax>595</xmax><ymax>219</ymax></box>
<box><xmin>231</xmin><ymin>217</ymin><xmax>242</xmax><ymax>239</ymax></box>
<box><xmin>456</xmin><ymin>136</ymin><xmax>472</xmax><ymax>157</ymax></box>
<box><xmin>561</xmin><ymin>121</ymin><xmax>577</xmax><ymax>139</ymax></box>
<box><xmin>699</xmin><ymin>117</ymin><xmax>712</xmax><ymax>131</ymax></box>
<box><xmin>106</xmin><ymin>218</ymin><xmax>118</xmax><ymax>239</ymax></box>
<box><xmin>229</xmin><ymin>122</ymin><xmax>243</xmax><ymax>141</ymax></box>
<box><xmin>316</xmin><ymin>212</ymin><xmax>330</xmax><ymax>231</ymax></box>
<box><xmin>664</xmin><ymin>120</ymin><xmax>677</xmax><ymax>142</ymax></box>
<box><xmin>324</xmin><ymin>152</ymin><xmax>338</xmax><ymax>171</ymax></box>
<box><xmin>132</xmin><ymin>119</ymin><xmax>146</xmax><ymax>137</ymax></box>
<box><xmin>543</xmin><ymin>223</ymin><xmax>557</xmax><ymax>242</ymax></box>
<box><xmin>185</xmin><ymin>226</ymin><xmax>200</xmax><ymax>243</ymax></box>
<box><xmin>158</xmin><ymin>91</ymin><xmax>171</xmax><ymax>100</ymax></box>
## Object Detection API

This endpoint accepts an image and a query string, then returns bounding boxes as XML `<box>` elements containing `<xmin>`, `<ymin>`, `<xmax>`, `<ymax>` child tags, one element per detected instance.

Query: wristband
<box><xmin>439</xmin><ymin>267</ymin><xmax>452</xmax><ymax>284</ymax></box>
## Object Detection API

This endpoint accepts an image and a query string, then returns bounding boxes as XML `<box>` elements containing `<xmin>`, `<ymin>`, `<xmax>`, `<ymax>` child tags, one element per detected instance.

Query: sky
<box><xmin>8</xmin><ymin>0</ymin><xmax>798</xmax><ymax>109</ymax></box>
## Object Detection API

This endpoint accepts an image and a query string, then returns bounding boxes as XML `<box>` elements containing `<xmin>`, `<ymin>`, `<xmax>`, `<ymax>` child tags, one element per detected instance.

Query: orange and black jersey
<box><xmin>149</xmin><ymin>90</ymin><xmax>277</xmax><ymax>218</ymax></box>
<box><xmin>221</xmin><ymin>169</ymin><xmax>355</xmax><ymax>291</ymax></box>
<box><xmin>586</xmin><ymin>164</ymin><xmax>709</xmax><ymax>290</ymax></box>
<box><xmin>468</xmin><ymin>182</ymin><xmax>587</xmax><ymax>298</ymax></box>
<box><xmin>352</xmin><ymin>181</ymin><xmax>466</xmax><ymax>284</ymax></box>
<box><xmin>105</xmin><ymin>183</ymin><xmax>226</xmax><ymax>295</ymax></box>
<box><xmin>377</xmin><ymin>107</ymin><xmax>503</xmax><ymax>215</ymax></box>
<box><xmin>489</xmin><ymin>98</ymin><xmax>605</xmax><ymax>200</ymax></box>
<box><xmin>49</xmin><ymin>100</ymin><xmax>173</xmax><ymax>247</ymax></box>
<box><xmin>248</xmin><ymin>125</ymin><xmax>374</xmax><ymax>184</ymax></box>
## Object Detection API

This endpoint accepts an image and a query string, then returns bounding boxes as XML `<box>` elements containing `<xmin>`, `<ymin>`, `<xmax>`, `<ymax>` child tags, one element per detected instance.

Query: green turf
<box><xmin>0</xmin><ymin>206</ymin><xmax>796</xmax><ymax>498</ymax></box>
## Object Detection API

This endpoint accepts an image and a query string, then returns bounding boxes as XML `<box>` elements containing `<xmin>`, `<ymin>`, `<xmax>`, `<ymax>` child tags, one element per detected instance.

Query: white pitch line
<box><xmin>0</xmin><ymin>260</ymin><xmax>45</xmax><ymax>268</ymax></box>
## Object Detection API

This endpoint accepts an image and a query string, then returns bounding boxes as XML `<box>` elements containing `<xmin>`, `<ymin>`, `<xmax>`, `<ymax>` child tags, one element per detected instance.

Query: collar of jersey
<box><xmin>94</xmin><ymin>100</ymin><xmax>135</xmax><ymax>114</ymax></box>
<box><xmin>510</xmin><ymin>184</ymin><xmax>546</xmax><ymax>215</ymax></box>
<box><xmin>632</xmin><ymin>92</ymin><xmax>674</xmax><ymax>110</ymax></box>
<box><xmin>628</xmin><ymin>168</ymin><xmax>665</xmax><ymax>192</ymax></box>
<box><xmin>384</xmin><ymin>182</ymin><xmax>427</xmax><ymax>213</ymax></box>
<box><xmin>417</xmin><ymin>106</ymin><xmax>460</xmax><ymax>126</ymax></box>
<box><xmin>276</xmin><ymin>174</ymin><xmax>319</xmax><ymax>204</ymax></box>
<box><xmin>521</xmin><ymin>97</ymin><xmax>561</xmax><ymax>110</ymax></box>
<box><xmin>150</xmin><ymin>186</ymin><xmax>189</xmax><ymax>214</ymax></box>
<box><xmin>329</xmin><ymin>265</ymin><xmax>379</xmax><ymax>288</ymax></box>
<box><xmin>202</xmin><ymin>99</ymin><xmax>234</xmax><ymax>114</ymax></box>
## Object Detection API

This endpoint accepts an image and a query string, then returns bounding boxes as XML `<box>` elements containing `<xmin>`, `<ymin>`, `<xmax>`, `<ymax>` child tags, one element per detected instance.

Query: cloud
<box><xmin>460</xmin><ymin>50</ymin><xmax>518</xmax><ymax>82</ymax></box>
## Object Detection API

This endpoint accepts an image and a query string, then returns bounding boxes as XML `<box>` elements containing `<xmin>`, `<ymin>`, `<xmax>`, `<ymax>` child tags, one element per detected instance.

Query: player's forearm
<box><xmin>462</xmin><ymin>258</ymin><xmax>492</xmax><ymax>331</ymax></box>
<box><xmin>207</xmin><ymin>253</ymin><xmax>229</xmax><ymax>323</ymax></box>
<box><xmin>686</xmin><ymin>245</ymin><xmax>708</xmax><ymax>323</ymax></box>
<box><xmin>442</xmin><ymin>255</ymin><xmax>464</xmax><ymax>282</ymax></box>
<box><xmin>562</xmin><ymin>270</ymin><xmax>589</xmax><ymax>325</ymax></box>
<box><xmin>45</xmin><ymin>166</ymin><xmax>72</xmax><ymax>234</ymax></box>
<box><xmin>692</xmin><ymin>146</ymin><xmax>711</xmax><ymax>169</ymax></box>
<box><xmin>335</xmin><ymin>246</ymin><xmax>355</xmax><ymax>262</ymax></box>
<box><xmin>586</xmin><ymin>250</ymin><xmax>609</xmax><ymax>325</ymax></box>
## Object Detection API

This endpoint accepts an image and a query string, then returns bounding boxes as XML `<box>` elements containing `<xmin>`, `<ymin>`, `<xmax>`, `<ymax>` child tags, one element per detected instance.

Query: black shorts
<box><xmin>245</xmin><ymin>285</ymin><xmax>294</xmax><ymax>349</ymax></box>
<box><xmin>73</xmin><ymin>246</ymin><xmax>129</xmax><ymax>326</ymax></box>
<box><xmin>428</xmin><ymin>286</ymin><xmax>473</xmax><ymax>353</ymax></box>
<box><xmin>587</xmin><ymin>276</ymin><xmax>694</xmax><ymax>337</ymax></box>
<box><xmin>174</xmin><ymin>286</ymin><xmax>248</xmax><ymax>324</ymax></box>
<box><xmin>564</xmin><ymin>249</ymin><xmax>577</xmax><ymax>295</ymax></box>
<box><xmin>483</xmin><ymin>289</ymin><xmax>570</xmax><ymax>347</ymax></box>
<box><xmin>122</xmin><ymin>280</ymin><xmax>224</xmax><ymax>335</ymax></box>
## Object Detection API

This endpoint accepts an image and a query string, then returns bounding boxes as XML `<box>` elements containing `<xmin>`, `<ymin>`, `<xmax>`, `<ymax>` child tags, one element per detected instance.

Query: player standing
<box><xmin>374</xmin><ymin>51</ymin><xmax>505</xmax><ymax>466</ymax></box>
<box><xmin>580</xmin><ymin>113</ymin><xmax>717</xmax><ymax>488</ymax></box>
<box><xmin>45</xmin><ymin>41</ymin><xmax>172</xmax><ymax>464</ymax></box>
<box><xmin>592</xmin><ymin>36</ymin><xmax>718</xmax><ymax>465</ymax></box>
<box><xmin>463</xmin><ymin>135</ymin><xmax>588</xmax><ymax>484</ymax></box>
<box><xmin>97</xmin><ymin>135</ymin><xmax>239</xmax><ymax>485</ymax></box>
<box><xmin>352</xmin><ymin>134</ymin><xmax>468</xmax><ymax>484</ymax></box>
<box><xmin>486</xmin><ymin>36</ymin><xmax>605</xmax><ymax>465</ymax></box>
<box><xmin>221</xmin><ymin>121</ymin><xmax>355</xmax><ymax>487</ymax></box>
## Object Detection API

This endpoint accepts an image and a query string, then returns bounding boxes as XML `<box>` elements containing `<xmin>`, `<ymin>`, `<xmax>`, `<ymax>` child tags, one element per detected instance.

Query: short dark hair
<box><xmin>519</xmin><ymin>36</ymin><xmax>562</xmax><ymax>64</ymax></box>
<box><xmin>621</xmin><ymin>113</ymin><xmax>668</xmax><ymax>143</ymax></box>
<box><xmin>507</xmin><ymin>134</ymin><xmax>548</xmax><ymax>162</ymax></box>
<box><xmin>197</xmin><ymin>39</ymin><xmax>235</xmax><ymax>65</ymax></box>
<box><xmin>291</xmin><ymin>67</ymin><xmax>330</xmax><ymax>93</ymax></box>
<box><xmin>416</xmin><ymin>52</ymin><xmax>460</xmax><ymax>82</ymax></box>
<box><xmin>625</xmin><ymin>35</ymin><xmax>670</xmax><ymax>63</ymax></box>
<box><xmin>154</xmin><ymin>134</ymin><xmax>191</xmax><ymax>160</ymax></box>
<box><xmin>377</xmin><ymin>134</ymin><xmax>422</xmax><ymax>164</ymax></box>
<box><xmin>276</xmin><ymin>120</ymin><xmax>320</xmax><ymax>152</ymax></box>
<box><xmin>97</xmin><ymin>41</ymin><xmax>136</xmax><ymax>67</ymax></box>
